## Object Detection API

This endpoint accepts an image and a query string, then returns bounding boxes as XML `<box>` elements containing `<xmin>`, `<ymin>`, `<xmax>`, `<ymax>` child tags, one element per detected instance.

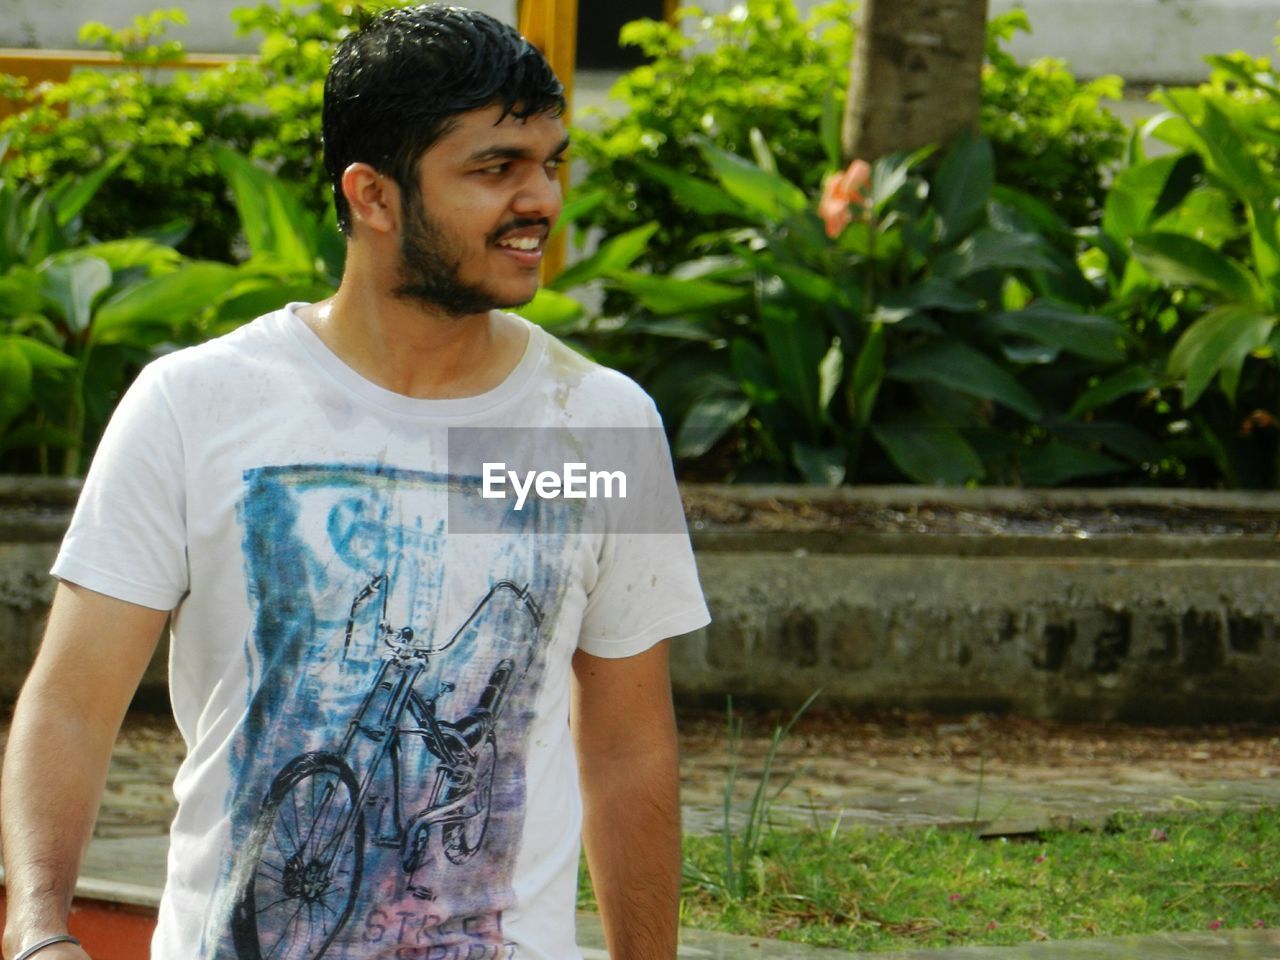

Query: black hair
<box><xmin>323</xmin><ymin>4</ymin><xmax>565</xmax><ymax>233</ymax></box>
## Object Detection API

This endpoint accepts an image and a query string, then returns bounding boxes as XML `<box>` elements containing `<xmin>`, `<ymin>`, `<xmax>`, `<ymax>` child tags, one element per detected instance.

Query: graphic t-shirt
<box><xmin>52</xmin><ymin>305</ymin><xmax>710</xmax><ymax>959</ymax></box>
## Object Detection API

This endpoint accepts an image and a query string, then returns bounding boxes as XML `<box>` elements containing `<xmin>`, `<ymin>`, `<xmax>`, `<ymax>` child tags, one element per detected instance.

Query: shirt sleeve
<box><xmin>577</xmin><ymin>394</ymin><xmax>710</xmax><ymax>658</ymax></box>
<box><xmin>51</xmin><ymin>362</ymin><xmax>190</xmax><ymax>611</ymax></box>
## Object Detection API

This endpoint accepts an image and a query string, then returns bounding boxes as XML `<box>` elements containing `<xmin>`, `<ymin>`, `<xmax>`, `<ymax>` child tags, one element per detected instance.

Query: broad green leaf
<box><xmin>932</xmin><ymin>135</ymin><xmax>994</xmax><ymax>245</ymax></box>
<box><xmin>518</xmin><ymin>288</ymin><xmax>584</xmax><ymax>329</ymax></box>
<box><xmin>758</xmin><ymin>287</ymin><xmax>827</xmax><ymax>430</ymax></box>
<box><xmin>621</xmin><ymin>318</ymin><xmax>719</xmax><ymax>342</ymax></box>
<box><xmin>888</xmin><ymin>340</ymin><xmax>1043</xmax><ymax>420</ymax></box>
<box><xmin>48</xmin><ymin>151</ymin><xmax>126</xmax><ymax>228</ymax></box>
<box><xmin>1168</xmin><ymin>304</ymin><xmax>1276</xmax><ymax>405</ymax></box>
<box><xmin>1131</xmin><ymin>232</ymin><xmax>1258</xmax><ymax>302</ymax></box>
<box><xmin>872</xmin><ymin>416</ymin><xmax>985</xmax><ymax>484</ymax></box>
<box><xmin>39</xmin><ymin>254</ymin><xmax>112</xmax><ymax>334</ymax></box>
<box><xmin>730</xmin><ymin>338</ymin><xmax>779</xmax><ymax>405</ymax></box>
<box><xmin>694</xmin><ymin>136</ymin><xmax>808</xmax><ymax>223</ymax></box>
<box><xmin>213</xmin><ymin>145</ymin><xmax>315</xmax><ymax>269</ymax></box>
<box><xmin>675</xmin><ymin>392</ymin><xmax>751</xmax><ymax>458</ymax></box>
<box><xmin>606</xmin><ymin>271</ymin><xmax>747</xmax><ymax>315</ymax></box>
<box><xmin>1067</xmin><ymin>365</ymin><xmax>1159</xmax><ymax>418</ymax></box>
<box><xmin>554</xmin><ymin>188</ymin><xmax>609</xmax><ymax>235</ymax></box>
<box><xmin>1102</xmin><ymin>155</ymin><xmax>1182</xmax><ymax>243</ymax></box>
<box><xmin>1052</xmin><ymin>420</ymin><xmax>1168</xmax><ymax>465</ymax></box>
<box><xmin>5</xmin><ymin>335</ymin><xmax>75</xmax><ymax>371</ymax></box>
<box><xmin>80</xmin><ymin>238</ymin><xmax>183</xmax><ymax>274</ymax></box>
<box><xmin>985</xmin><ymin>304</ymin><xmax>1129</xmax><ymax>364</ymax></box>
<box><xmin>0</xmin><ymin>265</ymin><xmax>43</xmax><ymax>315</ymax></box>
<box><xmin>551</xmin><ymin>223</ymin><xmax>658</xmax><ymax>290</ymax></box>
<box><xmin>848</xmin><ymin>323</ymin><xmax>885</xmax><ymax>428</ymax></box>
<box><xmin>791</xmin><ymin>442</ymin><xmax>845</xmax><ymax>486</ymax></box>
<box><xmin>933</xmin><ymin>227</ymin><xmax>1059</xmax><ymax>279</ymax></box>
<box><xmin>878</xmin><ymin>278</ymin><xmax>981</xmax><ymax>315</ymax></box>
<box><xmin>93</xmin><ymin>262</ymin><xmax>239</xmax><ymax>344</ymax></box>
<box><xmin>635</xmin><ymin>161</ymin><xmax>744</xmax><ymax>218</ymax></box>
<box><xmin>1018</xmin><ymin>440</ymin><xmax>1125</xmax><ymax>486</ymax></box>
<box><xmin>0</xmin><ymin>338</ymin><xmax>34</xmax><ymax>434</ymax></box>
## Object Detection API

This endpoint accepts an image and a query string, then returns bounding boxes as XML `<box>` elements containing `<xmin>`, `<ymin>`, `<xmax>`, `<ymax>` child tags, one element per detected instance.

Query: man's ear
<box><xmin>341</xmin><ymin>162</ymin><xmax>400</xmax><ymax>234</ymax></box>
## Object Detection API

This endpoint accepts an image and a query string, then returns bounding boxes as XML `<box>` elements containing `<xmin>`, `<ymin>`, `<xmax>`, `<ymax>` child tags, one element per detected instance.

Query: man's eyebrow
<box><xmin>465</xmin><ymin>136</ymin><xmax>571</xmax><ymax>165</ymax></box>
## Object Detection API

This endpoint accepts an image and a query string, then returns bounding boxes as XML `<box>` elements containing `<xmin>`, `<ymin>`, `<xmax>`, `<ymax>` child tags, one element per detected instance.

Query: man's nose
<box><xmin>513</xmin><ymin>167</ymin><xmax>562</xmax><ymax>220</ymax></box>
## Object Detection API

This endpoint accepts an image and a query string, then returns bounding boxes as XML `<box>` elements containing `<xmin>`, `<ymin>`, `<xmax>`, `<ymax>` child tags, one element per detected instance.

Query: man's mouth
<box><xmin>496</xmin><ymin>235</ymin><xmax>542</xmax><ymax>251</ymax></box>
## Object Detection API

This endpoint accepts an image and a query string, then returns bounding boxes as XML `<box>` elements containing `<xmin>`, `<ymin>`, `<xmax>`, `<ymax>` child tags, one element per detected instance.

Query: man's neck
<box><xmin>299</xmin><ymin>280</ymin><xmax>530</xmax><ymax>400</ymax></box>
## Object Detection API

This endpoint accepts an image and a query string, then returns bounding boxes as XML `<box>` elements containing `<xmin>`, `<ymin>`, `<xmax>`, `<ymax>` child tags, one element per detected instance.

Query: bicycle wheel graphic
<box><xmin>232</xmin><ymin>752</ymin><xmax>365</xmax><ymax>960</ymax></box>
<box><xmin>442</xmin><ymin>734</ymin><xmax>497</xmax><ymax>865</ymax></box>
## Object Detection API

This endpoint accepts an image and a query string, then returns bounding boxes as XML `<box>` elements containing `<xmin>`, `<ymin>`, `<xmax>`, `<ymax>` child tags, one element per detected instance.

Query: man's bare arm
<box><xmin>1</xmin><ymin>583</ymin><xmax>168</xmax><ymax>960</ymax></box>
<box><xmin>571</xmin><ymin>640</ymin><xmax>681</xmax><ymax>960</ymax></box>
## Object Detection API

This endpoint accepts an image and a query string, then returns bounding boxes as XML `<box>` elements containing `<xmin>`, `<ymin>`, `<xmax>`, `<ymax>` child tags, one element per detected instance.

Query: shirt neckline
<box><xmin>278</xmin><ymin>302</ymin><xmax>546</xmax><ymax>420</ymax></box>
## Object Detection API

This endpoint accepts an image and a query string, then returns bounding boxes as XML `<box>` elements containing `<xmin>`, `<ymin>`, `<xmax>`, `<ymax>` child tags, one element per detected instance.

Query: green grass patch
<box><xmin>578</xmin><ymin>807</ymin><xmax>1280</xmax><ymax>950</ymax></box>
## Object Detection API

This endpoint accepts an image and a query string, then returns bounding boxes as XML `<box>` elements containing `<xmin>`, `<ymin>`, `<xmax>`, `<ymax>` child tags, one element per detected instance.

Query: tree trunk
<box><xmin>842</xmin><ymin>0</ymin><xmax>989</xmax><ymax>162</ymax></box>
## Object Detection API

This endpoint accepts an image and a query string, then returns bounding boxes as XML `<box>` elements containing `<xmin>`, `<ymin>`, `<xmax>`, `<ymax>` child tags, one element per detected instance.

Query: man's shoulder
<box><xmin>526</xmin><ymin>322</ymin><xmax>661</xmax><ymax>428</ymax></box>
<box><xmin>143</xmin><ymin>307</ymin><xmax>291</xmax><ymax>386</ymax></box>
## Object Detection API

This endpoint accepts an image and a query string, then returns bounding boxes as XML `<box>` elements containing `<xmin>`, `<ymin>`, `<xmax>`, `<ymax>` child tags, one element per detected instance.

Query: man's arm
<box><xmin>571</xmin><ymin>640</ymin><xmax>681</xmax><ymax>960</ymax></box>
<box><xmin>1</xmin><ymin>583</ymin><xmax>168</xmax><ymax>960</ymax></box>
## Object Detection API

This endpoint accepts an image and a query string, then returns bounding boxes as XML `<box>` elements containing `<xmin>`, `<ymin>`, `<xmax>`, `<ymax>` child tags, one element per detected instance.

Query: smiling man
<box><xmin>0</xmin><ymin>7</ymin><xmax>709</xmax><ymax>960</ymax></box>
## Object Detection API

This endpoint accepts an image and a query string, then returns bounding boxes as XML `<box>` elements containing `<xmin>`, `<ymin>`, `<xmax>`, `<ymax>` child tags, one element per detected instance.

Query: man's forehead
<box><xmin>434</xmin><ymin>103</ymin><xmax>566</xmax><ymax>149</ymax></box>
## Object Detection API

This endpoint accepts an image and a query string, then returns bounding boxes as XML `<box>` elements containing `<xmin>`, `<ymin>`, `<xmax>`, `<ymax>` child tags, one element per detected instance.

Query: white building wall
<box><xmin>2</xmin><ymin>0</ymin><xmax>1276</xmax><ymax>82</ymax></box>
<box><xmin>0</xmin><ymin>0</ymin><xmax>516</xmax><ymax>53</ymax></box>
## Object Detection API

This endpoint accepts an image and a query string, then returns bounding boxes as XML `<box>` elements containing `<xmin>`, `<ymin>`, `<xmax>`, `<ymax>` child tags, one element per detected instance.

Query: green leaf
<box><xmin>621</xmin><ymin>318</ymin><xmax>719</xmax><ymax>342</ymax></box>
<box><xmin>848</xmin><ymin>323</ymin><xmax>885</xmax><ymax>428</ymax></box>
<box><xmin>551</xmin><ymin>223</ymin><xmax>658</xmax><ymax>290</ymax></box>
<box><xmin>7</xmin><ymin>335</ymin><xmax>75</xmax><ymax>371</ymax></box>
<box><xmin>517</xmin><ymin>288</ymin><xmax>584</xmax><ymax>330</ymax></box>
<box><xmin>694</xmin><ymin>136</ymin><xmax>808</xmax><ymax>223</ymax></box>
<box><xmin>675</xmin><ymin>392</ymin><xmax>751</xmax><ymax>459</ymax></box>
<box><xmin>92</xmin><ymin>262</ymin><xmax>239</xmax><ymax>344</ymax></box>
<box><xmin>555</xmin><ymin>188</ymin><xmax>609</xmax><ymax>235</ymax></box>
<box><xmin>1018</xmin><ymin>440</ymin><xmax>1125</xmax><ymax>485</ymax></box>
<box><xmin>932</xmin><ymin>135</ymin><xmax>994</xmax><ymax>245</ymax></box>
<box><xmin>39</xmin><ymin>254</ymin><xmax>112</xmax><ymax>334</ymax></box>
<box><xmin>0</xmin><ymin>337</ymin><xmax>34</xmax><ymax>435</ymax></box>
<box><xmin>48</xmin><ymin>151</ymin><xmax>127</xmax><ymax>228</ymax></box>
<box><xmin>1168</xmin><ymin>304</ymin><xmax>1276</xmax><ymax>406</ymax></box>
<box><xmin>635</xmin><ymin>162</ymin><xmax>744</xmax><ymax>218</ymax></box>
<box><xmin>872</xmin><ymin>416</ymin><xmax>985</xmax><ymax>484</ymax></box>
<box><xmin>606</xmin><ymin>271</ymin><xmax>747</xmax><ymax>315</ymax></box>
<box><xmin>212</xmin><ymin>145</ymin><xmax>316</xmax><ymax>269</ymax></box>
<box><xmin>1067</xmin><ymin>365</ymin><xmax>1159</xmax><ymax>418</ymax></box>
<box><xmin>730</xmin><ymin>338</ymin><xmax>779</xmax><ymax>405</ymax></box>
<box><xmin>1102</xmin><ymin>155</ymin><xmax>1182</xmax><ymax>243</ymax></box>
<box><xmin>1131</xmin><ymin>232</ymin><xmax>1258</xmax><ymax>302</ymax></box>
<box><xmin>933</xmin><ymin>228</ymin><xmax>1059</xmax><ymax>279</ymax></box>
<box><xmin>888</xmin><ymin>340</ymin><xmax>1043</xmax><ymax>420</ymax></box>
<box><xmin>878</xmin><ymin>278</ymin><xmax>981</xmax><ymax>315</ymax></box>
<box><xmin>985</xmin><ymin>304</ymin><xmax>1129</xmax><ymax>364</ymax></box>
<box><xmin>0</xmin><ymin>265</ymin><xmax>44</xmax><ymax>315</ymax></box>
<box><xmin>791</xmin><ymin>442</ymin><xmax>845</xmax><ymax>486</ymax></box>
<box><xmin>758</xmin><ymin>289</ymin><xmax>827</xmax><ymax>430</ymax></box>
<box><xmin>748</xmin><ymin>128</ymin><xmax>778</xmax><ymax>175</ymax></box>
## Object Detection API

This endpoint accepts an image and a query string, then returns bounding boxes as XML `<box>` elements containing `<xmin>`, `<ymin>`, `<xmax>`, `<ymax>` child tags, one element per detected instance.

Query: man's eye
<box><xmin>545</xmin><ymin>157</ymin><xmax>566</xmax><ymax>172</ymax></box>
<box><xmin>480</xmin><ymin>163</ymin><xmax>510</xmax><ymax>175</ymax></box>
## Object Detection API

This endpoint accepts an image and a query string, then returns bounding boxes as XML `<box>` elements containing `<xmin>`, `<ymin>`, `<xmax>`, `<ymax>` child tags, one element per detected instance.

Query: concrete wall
<box><xmin>3</xmin><ymin>0</ymin><xmax>1275</xmax><ymax>83</ymax></box>
<box><xmin>4</xmin><ymin>478</ymin><xmax>1278</xmax><ymax>722</ymax></box>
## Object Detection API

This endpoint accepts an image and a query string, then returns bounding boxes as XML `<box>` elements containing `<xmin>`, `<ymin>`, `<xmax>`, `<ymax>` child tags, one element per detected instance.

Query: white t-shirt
<box><xmin>53</xmin><ymin>304</ymin><xmax>710</xmax><ymax>960</ymax></box>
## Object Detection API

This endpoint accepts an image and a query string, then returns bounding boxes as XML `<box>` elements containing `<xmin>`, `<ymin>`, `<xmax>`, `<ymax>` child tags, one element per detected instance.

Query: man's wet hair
<box><xmin>323</xmin><ymin>4</ymin><xmax>565</xmax><ymax>233</ymax></box>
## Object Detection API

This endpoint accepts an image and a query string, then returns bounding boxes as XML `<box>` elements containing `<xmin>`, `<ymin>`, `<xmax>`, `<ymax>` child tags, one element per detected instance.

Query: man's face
<box><xmin>392</xmin><ymin>104</ymin><xmax>568</xmax><ymax>317</ymax></box>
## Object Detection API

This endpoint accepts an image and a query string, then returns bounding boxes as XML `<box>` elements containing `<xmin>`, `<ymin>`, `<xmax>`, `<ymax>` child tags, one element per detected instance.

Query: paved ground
<box><xmin>4</xmin><ymin>708</ymin><xmax>1280</xmax><ymax>958</ymax></box>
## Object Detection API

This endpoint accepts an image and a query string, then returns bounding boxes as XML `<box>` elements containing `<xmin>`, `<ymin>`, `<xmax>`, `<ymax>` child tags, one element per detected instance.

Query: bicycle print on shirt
<box><xmin>202</xmin><ymin>463</ymin><xmax>578</xmax><ymax>960</ymax></box>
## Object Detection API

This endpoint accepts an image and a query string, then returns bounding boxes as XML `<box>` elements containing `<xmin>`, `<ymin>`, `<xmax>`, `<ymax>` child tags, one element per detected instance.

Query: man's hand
<box><xmin>1</xmin><ymin>583</ymin><xmax>167</xmax><ymax>960</ymax></box>
<box><xmin>571</xmin><ymin>640</ymin><xmax>681</xmax><ymax>960</ymax></box>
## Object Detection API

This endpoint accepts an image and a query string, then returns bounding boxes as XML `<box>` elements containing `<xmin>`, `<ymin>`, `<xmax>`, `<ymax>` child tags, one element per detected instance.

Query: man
<box><xmin>0</xmin><ymin>6</ymin><xmax>709</xmax><ymax>960</ymax></box>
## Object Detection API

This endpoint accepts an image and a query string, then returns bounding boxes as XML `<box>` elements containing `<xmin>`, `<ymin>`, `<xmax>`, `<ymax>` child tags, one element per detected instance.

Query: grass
<box><xmin>579</xmin><ymin>806</ymin><xmax>1280</xmax><ymax>951</ymax></box>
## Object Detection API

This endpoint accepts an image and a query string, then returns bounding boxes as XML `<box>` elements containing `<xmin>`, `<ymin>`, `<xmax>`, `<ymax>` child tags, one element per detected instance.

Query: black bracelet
<box><xmin>13</xmin><ymin>934</ymin><xmax>81</xmax><ymax>960</ymax></box>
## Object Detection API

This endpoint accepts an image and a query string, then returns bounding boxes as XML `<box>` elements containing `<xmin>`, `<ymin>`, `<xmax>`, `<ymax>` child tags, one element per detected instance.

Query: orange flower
<box><xmin>819</xmin><ymin>158</ymin><xmax>872</xmax><ymax>238</ymax></box>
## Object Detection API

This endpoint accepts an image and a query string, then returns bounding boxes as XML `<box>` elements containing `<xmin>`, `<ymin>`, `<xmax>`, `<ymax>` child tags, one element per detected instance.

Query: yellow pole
<box><xmin>517</xmin><ymin>0</ymin><xmax>577</xmax><ymax>282</ymax></box>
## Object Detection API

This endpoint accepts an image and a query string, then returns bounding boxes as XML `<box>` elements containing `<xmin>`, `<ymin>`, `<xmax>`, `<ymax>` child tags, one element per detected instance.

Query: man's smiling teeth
<box><xmin>498</xmin><ymin>236</ymin><xmax>540</xmax><ymax>251</ymax></box>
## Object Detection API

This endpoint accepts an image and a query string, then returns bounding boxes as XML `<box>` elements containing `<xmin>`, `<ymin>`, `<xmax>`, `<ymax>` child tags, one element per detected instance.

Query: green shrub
<box><xmin>0</xmin><ymin>2</ymin><xmax>394</xmax><ymax>262</ymax></box>
<box><xmin>569</xmin><ymin>2</ymin><xmax>1128</xmax><ymax>275</ymax></box>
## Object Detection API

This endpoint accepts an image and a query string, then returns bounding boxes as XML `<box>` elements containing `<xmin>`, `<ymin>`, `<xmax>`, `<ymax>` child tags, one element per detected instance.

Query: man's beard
<box><xmin>392</xmin><ymin>200</ymin><xmax>537</xmax><ymax>317</ymax></box>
